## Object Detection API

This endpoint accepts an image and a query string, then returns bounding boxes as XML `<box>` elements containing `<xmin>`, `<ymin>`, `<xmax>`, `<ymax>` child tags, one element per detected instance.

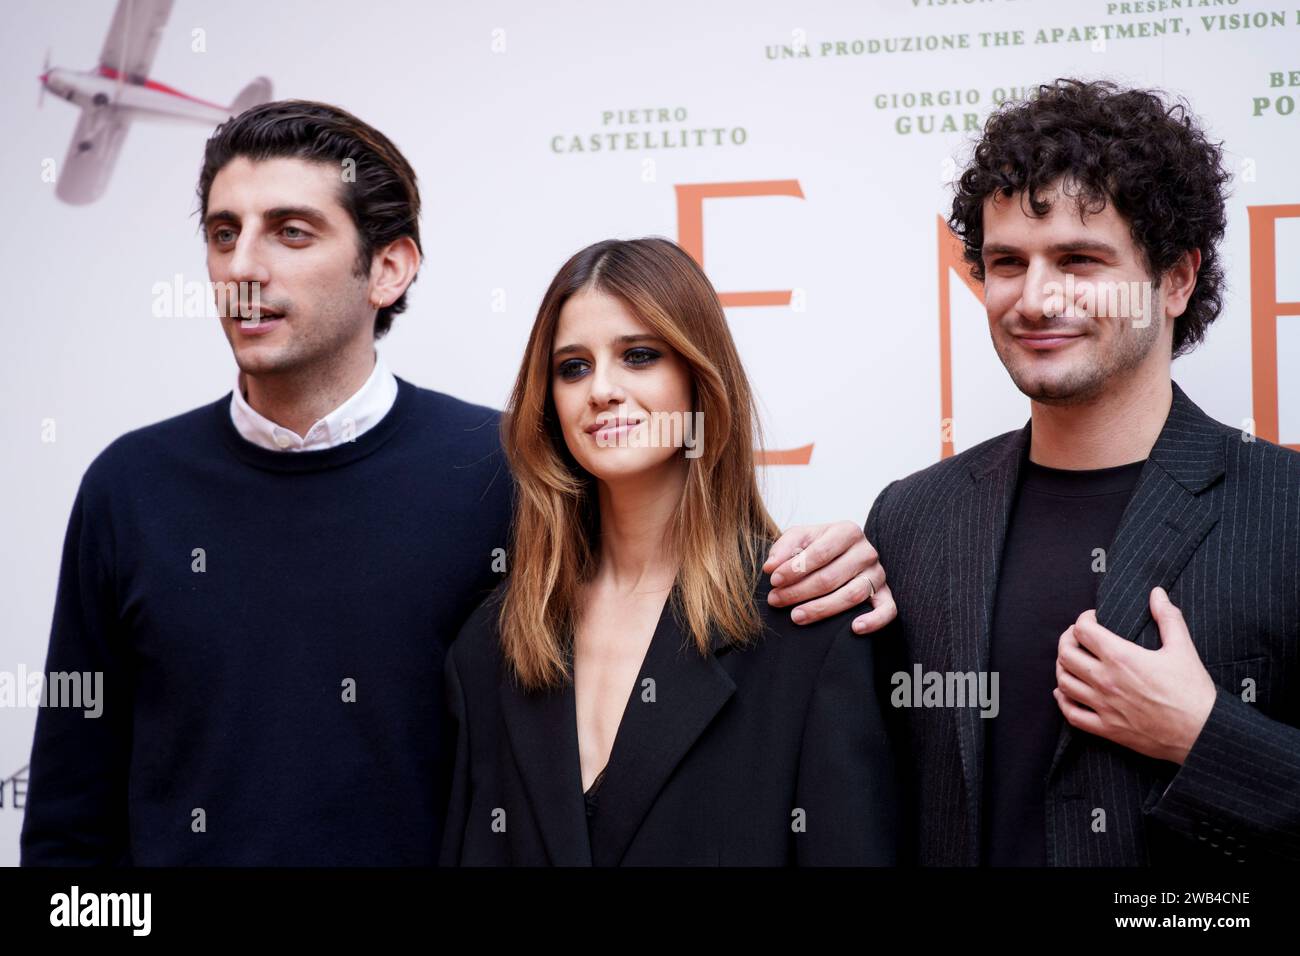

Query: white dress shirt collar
<box><xmin>229</xmin><ymin>351</ymin><xmax>399</xmax><ymax>452</ymax></box>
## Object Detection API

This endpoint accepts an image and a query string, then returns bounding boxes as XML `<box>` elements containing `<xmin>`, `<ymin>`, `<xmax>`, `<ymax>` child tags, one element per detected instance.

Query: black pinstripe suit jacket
<box><xmin>866</xmin><ymin>381</ymin><xmax>1300</xmax><ymax>865</ymax></box>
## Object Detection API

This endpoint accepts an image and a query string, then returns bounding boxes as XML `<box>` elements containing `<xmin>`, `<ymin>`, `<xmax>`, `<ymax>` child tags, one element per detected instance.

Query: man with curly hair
<box><xmin>869</xmin><ymin>78</ymin><xmax>1300</xmax><ymax>865</ymax></box>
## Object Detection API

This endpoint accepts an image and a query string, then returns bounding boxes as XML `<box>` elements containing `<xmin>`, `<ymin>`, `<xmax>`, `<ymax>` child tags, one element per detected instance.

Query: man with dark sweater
<box><xmin>869</xmin><ymin>80</ymin><xmax>1300</xmax><ymax>865</ymax></box>
<box><xmin>20</xmin><ymin>101</ymin><xmax>893</xmax><ymax>865</ymax></box>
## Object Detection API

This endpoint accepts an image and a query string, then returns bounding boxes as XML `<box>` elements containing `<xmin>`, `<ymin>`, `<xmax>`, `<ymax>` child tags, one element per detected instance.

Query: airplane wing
<box><xmin>56</xmin><ymin>107</ymin><xmax>131</xmax><ymax>205</ymax></box>
<box><xmin>98</xmin><ymin>0</ymin><xmax>175</xmax><ymax>83</ymax></box>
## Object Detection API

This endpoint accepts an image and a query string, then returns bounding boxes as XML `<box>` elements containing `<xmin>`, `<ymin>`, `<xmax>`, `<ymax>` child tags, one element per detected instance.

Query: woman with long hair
<box><xmin>439</xmin><ymin>237</ymin><xmax>898</xmax><ymax>866</ymax></box>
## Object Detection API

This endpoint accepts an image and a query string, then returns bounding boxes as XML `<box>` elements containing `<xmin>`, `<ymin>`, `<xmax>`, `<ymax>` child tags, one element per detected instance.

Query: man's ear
<box><xmin>1162</xmin><ymin>248</ymin><xmax>1201</xmax><ymax>320</ymax></box>
<box><xmin>369</xmin><ymin>236</ymin><xmax>421</xmax><ymax>306</ymax></box>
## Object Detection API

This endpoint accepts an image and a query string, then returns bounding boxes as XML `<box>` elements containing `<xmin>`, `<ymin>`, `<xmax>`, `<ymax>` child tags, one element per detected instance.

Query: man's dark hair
<box><xmin>197</xmin><ymin>100</ymin><xmax>422</xmax><ymax>339</ymax></box>
<box><xmin>949</xmin><ymin>78</ymin><xmax>1231</xmax><ymax>357</ymax></box>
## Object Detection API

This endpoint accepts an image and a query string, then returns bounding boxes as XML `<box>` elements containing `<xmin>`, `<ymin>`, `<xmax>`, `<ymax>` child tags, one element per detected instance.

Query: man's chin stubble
<box><xmin>1002</xmin><ymin>351</ymin><xmax>1110</xmax><ymax>407</ymax></box>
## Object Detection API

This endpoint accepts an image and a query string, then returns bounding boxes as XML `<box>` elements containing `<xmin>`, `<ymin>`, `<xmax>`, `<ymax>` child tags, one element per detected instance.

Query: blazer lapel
<box><xmin>497</xmin><ymin>581</ymin><xmax>739</xmax><ymax>866</ymax></box>
<box><xmin>1046</xmin><ymin>381</ymin><xmax>1225</xmax><ymax>781</ymax></box>
<box><xmin>498</xmin><ymin>667</ymin><xmax>594</xmax><ymax>865</ymax></box>
<box><xmin>586</xmin><ymin>582</ymin><xmax>738</xmax><ymax>866</ymax></box>
<box><xmin>945</xmin><ymin>423</ymin><xmax>1030</xmax><ymax>862</ymax></box>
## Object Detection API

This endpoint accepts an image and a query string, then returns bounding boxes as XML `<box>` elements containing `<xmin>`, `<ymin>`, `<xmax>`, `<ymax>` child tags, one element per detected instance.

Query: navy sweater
<box><xmin>20</xmin><ymin>376</ymin><xmax>513</xmax><ymax>865</ymax></box>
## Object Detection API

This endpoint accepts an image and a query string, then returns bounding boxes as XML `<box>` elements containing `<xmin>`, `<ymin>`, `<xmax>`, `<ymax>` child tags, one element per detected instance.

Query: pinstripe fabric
<box><xmin>866</xmin><ymin>382</ymin><xmax>1300</xmax><ymax>865</ymax></box>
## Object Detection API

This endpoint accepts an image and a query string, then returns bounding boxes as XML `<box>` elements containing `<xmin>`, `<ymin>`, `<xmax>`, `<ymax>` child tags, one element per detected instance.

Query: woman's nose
<box><xmin>586</xmin><ymin>360</ymin><xmax>626</xmax><ymax>406</ymax></box>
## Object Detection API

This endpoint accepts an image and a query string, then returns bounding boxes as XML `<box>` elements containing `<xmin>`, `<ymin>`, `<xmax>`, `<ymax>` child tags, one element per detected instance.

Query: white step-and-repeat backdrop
<box><xmin>2</xmin><ymin>0</ymin><xmax>1297</xmax><ymax>863</ymax></box>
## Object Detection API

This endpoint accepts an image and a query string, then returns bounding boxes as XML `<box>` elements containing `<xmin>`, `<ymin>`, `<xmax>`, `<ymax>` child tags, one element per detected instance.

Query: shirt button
<box><xmin>274</xmin><ymin>431</ymin><xmax>293</xmax><ymax>449</ymax></box>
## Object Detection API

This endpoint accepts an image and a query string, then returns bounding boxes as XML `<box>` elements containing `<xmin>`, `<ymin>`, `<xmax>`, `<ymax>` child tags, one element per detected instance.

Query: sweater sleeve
<box><xmin>20</xmin><ymin>477</ymin><xmax>133</xmax><ymax>866</ymax></box>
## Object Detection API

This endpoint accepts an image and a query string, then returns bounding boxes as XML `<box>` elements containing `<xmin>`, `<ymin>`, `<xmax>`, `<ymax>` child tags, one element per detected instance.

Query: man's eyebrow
<box><xmin>1046</xmin><ymin>240</ymin><xmax>1120</xmax><ymax>257</ymax></box>
<box><xmin>263</xmin><ymin>205</ymin><xmax>330</xmax><ymax>227</ymax></box>
<box><xmin>552</xmin><ymin>333</ymin><xmax>662</xmax><ymax>358</ymax></box>
<box><xmin>981</xmin><ymin>242</ymin><xmax>1018</xmax><ymax>257</ymax></box>
<box><xmin>202</xmin><ymin>206</ymin><xmax>331</xmax><ymax>231</ymax></box>
<box><xmin>981</xmin><ymin>240</ymin><xmax>1120</xmax><ymax>258</ymax></box>
<box><xmin>204</xmin><ymin>209</ymin><xmax>239</xmax><ymax>230</ymax></box>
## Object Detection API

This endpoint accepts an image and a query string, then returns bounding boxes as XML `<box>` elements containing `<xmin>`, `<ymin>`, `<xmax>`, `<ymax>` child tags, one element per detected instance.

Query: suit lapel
<box><xmin>1046</xmin><ymin>382</ymin><xmax>1225</xmax><ymax>781</ymax></box>
<box><xmin>945</xmin><ymin>423</ymin><xmax>1030</xmax><ymax>861</ymax></box>
<box><xmin>498</xmin><ymin>581</ymin><xmax>739</xmax><ymax>867</ymax></box>
<box><xmin>586</xmin><ymin>582</ymin><xmax>738</xmax><ymax>866</ymax></box>
<box><xmin>498</xmin><ymin>664</ymin><xmax>593</xmax><ymax>865</ymax></box>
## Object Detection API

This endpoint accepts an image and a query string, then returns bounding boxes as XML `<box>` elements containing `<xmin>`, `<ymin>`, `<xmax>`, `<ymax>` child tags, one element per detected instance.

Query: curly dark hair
<box><xmin>948</xmin><ymin>78</ymin><xmax>1231</xmax><ymax>357</ymax></box>
<box><xmin>197</xmin><ymin>100</ymin><xmax>422</xmax><ymax>339</ymax></box>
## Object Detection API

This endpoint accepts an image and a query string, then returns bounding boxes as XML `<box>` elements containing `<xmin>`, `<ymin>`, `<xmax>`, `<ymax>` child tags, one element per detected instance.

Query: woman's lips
<box><xmin>590</xmin><ymin>421</ymin><xmax>643</xmax><ymax>442</ymax></box>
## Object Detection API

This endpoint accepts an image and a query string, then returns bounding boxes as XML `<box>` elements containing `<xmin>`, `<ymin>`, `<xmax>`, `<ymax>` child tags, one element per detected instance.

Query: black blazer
<box><xmin>439</xmin><ymin>575</ymin><xmax>899</xmax><ymax>866</ymax></box>
<box><xmin>867</xmin><ymin>381</ymin><xmax>1300</xmax><ymax>865</ymax></box>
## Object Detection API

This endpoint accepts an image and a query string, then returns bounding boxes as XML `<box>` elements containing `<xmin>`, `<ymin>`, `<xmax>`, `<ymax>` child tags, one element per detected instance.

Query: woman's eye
<box><xmin>625</xmin><ymin>347</ymin><xmax>659</xmax><ymax>366</ymax></box>
<box><xmin>556</xmin><ymin>359</ymin><xmax>588</xmax><ymax>381</ymax></box>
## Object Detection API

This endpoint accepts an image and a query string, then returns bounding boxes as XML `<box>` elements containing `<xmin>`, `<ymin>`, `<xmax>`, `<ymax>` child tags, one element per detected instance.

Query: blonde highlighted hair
<box><xmin>499</xmin><ymin>237</ymin><xmax>778</xmax><ymax>691</ymax></box>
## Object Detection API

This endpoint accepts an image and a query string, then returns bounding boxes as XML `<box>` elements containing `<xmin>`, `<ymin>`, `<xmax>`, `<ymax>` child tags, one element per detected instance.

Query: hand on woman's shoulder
<box><xmin>753</xmin><ymin>573</ymin><xmax>868</xmax><ymax>661</ymax></box>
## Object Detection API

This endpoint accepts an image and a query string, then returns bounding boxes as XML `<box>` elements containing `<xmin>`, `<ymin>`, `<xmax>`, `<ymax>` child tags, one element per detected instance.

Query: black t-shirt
<box><xmin>980</xmin><ymin>455</ymin><xmax>1145</xmax><ymax>866</ymax></box>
